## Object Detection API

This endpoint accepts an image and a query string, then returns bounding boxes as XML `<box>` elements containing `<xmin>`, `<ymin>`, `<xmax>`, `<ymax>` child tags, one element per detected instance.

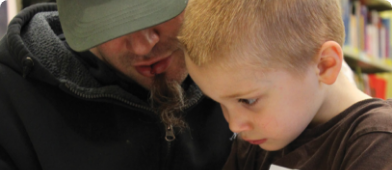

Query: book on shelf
<box><xmin>342</xmin><ymin>0</ymin><xmax>392</xmax><ymax>61</ymax></box>
<box><xmin>354</xmin><ymin>73</ymin><xmax>391</xmax><ymax>99</ymax></box>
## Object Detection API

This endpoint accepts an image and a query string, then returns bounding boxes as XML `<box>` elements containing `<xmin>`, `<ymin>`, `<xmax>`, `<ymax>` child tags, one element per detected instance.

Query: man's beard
<box><xmin>149</xmin><ymin>74</ymin><xmax>187</xmax><ymax>130</ymax></box>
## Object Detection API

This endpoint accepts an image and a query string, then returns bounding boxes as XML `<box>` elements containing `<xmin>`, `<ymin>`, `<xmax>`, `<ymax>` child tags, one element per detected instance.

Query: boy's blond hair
<box><xmin>180</xmin><ymin>0</ymin><xmax>344</xmax><ymax>74</ymax></box>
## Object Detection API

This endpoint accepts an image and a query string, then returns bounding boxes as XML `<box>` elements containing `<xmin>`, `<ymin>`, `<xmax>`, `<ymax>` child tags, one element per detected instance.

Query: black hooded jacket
<box><xmin>0</xmin><ymin>3</ymin><xmax>233</xmax><ymax>170</ymax></box>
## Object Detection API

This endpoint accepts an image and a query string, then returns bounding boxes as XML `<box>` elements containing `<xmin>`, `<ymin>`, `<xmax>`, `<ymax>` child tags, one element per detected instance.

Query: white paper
<box><xmin>269</xmin><ymin>164</ymin><xmax>299</xmax><ymax>170</ymax></box>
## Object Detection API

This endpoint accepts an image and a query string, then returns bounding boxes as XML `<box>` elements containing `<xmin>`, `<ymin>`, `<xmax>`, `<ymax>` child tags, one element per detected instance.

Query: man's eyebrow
<box><xmin>220</xmin><ymin>89</ymin><xmax>259</xmax><ymax>99</ymax></box>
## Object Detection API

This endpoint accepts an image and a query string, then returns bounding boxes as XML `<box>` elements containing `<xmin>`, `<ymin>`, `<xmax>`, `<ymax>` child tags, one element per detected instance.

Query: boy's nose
<box><xmin>128</xmin><ymin>29</ymin><xmax>159</xmax><ymax>56</ymax></box>
<box><xmin>228</xmin><ymin>117</ymin><xmax>252</xmax><ymax>134</ymax></box>
<box><xmin>221</xmin><ymin>105</ymin><xmax>252</xmax><ymax>133</ymax></box>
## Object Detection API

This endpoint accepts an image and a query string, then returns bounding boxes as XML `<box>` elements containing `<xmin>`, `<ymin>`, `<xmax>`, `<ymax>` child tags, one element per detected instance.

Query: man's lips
<box><xmin>135</xmin><ymin>56</ymin><xmax>173</xmax><ymax>77</ymax></box>
<box><xmin>244</xmin><ymin>139</ymin><xmax>267</xmax><ymax>145</ymax></box>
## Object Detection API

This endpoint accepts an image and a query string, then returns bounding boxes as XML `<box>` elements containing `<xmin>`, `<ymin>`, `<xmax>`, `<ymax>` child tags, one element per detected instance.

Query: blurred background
<box><xmin>0</xmin><ymin>0</ymin><xmax>55</xmax><ymax>38</ymax></box>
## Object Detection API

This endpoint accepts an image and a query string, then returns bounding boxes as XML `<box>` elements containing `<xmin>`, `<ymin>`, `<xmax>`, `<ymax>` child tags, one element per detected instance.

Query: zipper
<box><xmin>162</xmin><ymin>124</ymin><xmax>175</xmax><ymax>170</ymax></box>
<box><xmin>64</xmin><ymin>82</ymin><xmax>201</xmax><ymax>112</ymax></box>
<box><xmin>165</xmin><ymin>124</ymin><xmax>176</xmax><ymax>142</ymax></box>
<box><xmin>64</xmin><ymin>83</ymin><xmax>153</xmax><ymax>111</ymax></box>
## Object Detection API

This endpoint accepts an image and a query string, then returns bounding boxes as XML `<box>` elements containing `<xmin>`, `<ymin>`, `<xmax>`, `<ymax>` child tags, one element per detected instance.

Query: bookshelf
<box><xmin>343</xmin><ymin>0</ymin><xmax>392</xmax><ymax>73</ymax></box>
<box><xmin>342</xmin><ymin>0</ymin><xmax>392</xmax><ymax>99</ymax></box>
<box><xmin>343</xmin><ymin>46</ymin><xmax>392</xmax><ymax>73</ymax></box>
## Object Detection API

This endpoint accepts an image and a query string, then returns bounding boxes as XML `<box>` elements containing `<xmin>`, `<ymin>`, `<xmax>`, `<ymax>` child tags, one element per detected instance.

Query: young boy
<box><xmin>179</xmin><ymin>0</ymin><xmax>392</xmax><ymax>169</ymax></box>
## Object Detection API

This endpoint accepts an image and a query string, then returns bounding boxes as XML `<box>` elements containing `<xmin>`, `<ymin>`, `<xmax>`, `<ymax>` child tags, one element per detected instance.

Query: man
<box><xmin>0</xmin><ymin>0</ymin><xmax>233</xmax><ymax>170</ymax></box>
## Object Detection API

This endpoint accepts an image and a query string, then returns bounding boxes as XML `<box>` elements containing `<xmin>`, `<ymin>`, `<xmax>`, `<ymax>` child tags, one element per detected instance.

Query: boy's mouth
<box><xmin>244</xmin><ymin>139</ymin><xmax>267</xmax><ymax>145</ymax></box>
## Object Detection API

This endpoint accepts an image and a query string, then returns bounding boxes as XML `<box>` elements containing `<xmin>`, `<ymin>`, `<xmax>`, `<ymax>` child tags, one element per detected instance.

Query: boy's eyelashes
<box><xmin>238</xmin><ymin>99</ymin><xmax>258</xmax><ymax>105</ymax></box>
<box><xmin>201</xmin><ymin>91</ymin><xmax>259</xmax><ymax>106</ymax></box>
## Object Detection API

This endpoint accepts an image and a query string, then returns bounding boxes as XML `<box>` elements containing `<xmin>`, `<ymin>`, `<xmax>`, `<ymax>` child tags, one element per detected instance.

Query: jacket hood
<box><xmin>0</xmin><ymin>3</ymin><xmax>203</xmax><ymax>111</ymax></box>
<box><xmin>0</xmin><ymin>3</ymin><xmax>59</xmax><ymax>85</ymax></box>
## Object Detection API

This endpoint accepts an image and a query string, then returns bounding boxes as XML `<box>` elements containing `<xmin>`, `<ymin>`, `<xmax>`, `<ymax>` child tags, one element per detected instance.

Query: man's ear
<box><xmin>316</xmin><ymin>41</ymin><xmax>343</xmax><ymax>85</ymax></box>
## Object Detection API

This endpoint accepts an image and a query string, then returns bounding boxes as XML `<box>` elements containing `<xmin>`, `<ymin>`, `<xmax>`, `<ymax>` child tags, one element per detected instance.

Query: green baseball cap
<box><xmin>57</xmin><ymin>0</ymin><xmax>188</xmax><ymax>52</ymax></box>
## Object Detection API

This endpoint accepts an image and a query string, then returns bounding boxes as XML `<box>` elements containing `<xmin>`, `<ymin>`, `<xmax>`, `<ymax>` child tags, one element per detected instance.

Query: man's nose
<box><xmin>221</xmin><ymin>105</ymin><xmax>252</xmax><ymax>133</ymax></box>
<box><xmin>128</xmin><ymin>29</ymin><xmax>159</xmax><ymax>56</ymax></box>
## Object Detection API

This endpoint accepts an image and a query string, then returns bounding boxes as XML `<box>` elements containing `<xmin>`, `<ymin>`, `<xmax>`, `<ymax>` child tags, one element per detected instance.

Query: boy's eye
<box><xmin>238</xmin><ymin>99</ymin><xmax>257</xmax><ymax>105</ymax></box>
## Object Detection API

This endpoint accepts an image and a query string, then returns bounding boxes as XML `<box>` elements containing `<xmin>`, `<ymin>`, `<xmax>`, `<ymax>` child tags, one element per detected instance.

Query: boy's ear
<box><xmin>316</xmin><ymin>41</ymin><xmax>343</xmax><ymax>85</ymax></box>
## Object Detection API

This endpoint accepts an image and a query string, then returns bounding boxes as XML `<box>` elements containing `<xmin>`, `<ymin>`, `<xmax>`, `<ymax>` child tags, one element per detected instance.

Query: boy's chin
<box><xmin>259</xmin><ymin>143</ymin><xmax>287</xmax><ymax>151</ymax></box>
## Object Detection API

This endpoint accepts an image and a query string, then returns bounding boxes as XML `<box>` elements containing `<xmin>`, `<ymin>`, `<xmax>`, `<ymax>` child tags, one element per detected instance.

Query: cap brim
<box><xmin>58</xmin><ymin>0</ymin><xmax>187</xmax><ymax>52</ymax></box>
